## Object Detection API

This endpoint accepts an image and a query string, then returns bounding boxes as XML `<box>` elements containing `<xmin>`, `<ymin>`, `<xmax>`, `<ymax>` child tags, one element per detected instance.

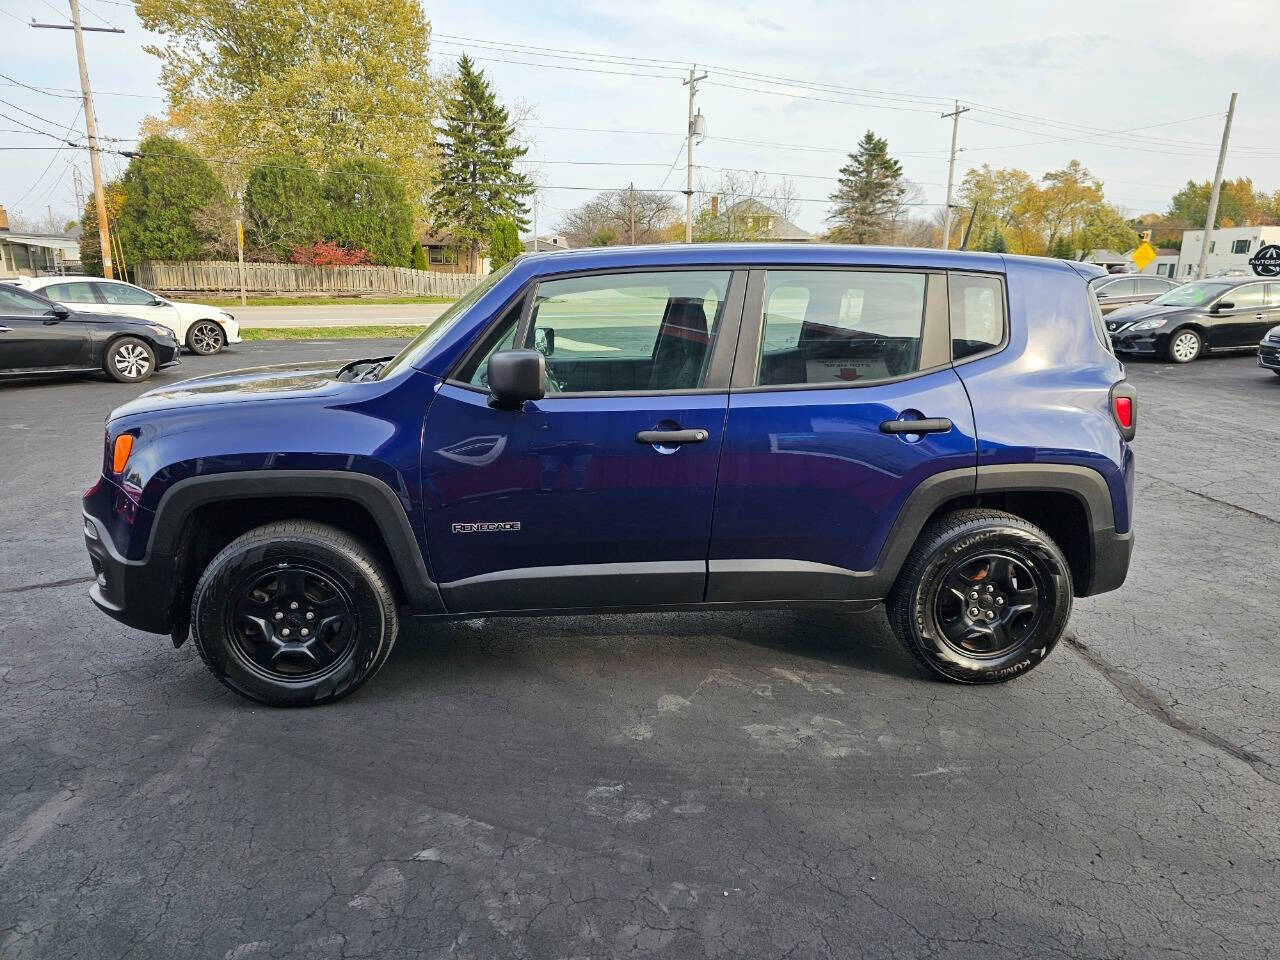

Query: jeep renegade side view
<box><xmin>83</xmin><ymin>245</ymin><xmax>1136</xmax><ymax>706</ymax></box>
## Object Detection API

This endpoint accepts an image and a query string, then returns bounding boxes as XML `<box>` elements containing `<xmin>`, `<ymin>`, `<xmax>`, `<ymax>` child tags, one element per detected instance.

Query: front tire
<box><xmin>186</xmin><ymin>320</ymin><xmax>226</xmax><ymax>355</ymax></box>
<box><xmin>190</xmin><ymin>521</ymin><xmax>400</xmax><ymax>706</ymax></box>
<box><xmin>1167</xmin><ymin>327</ymin><xmax>1202</xmax><ymax>363</ymax></box>
<box><xmin>104</xmin><ymin>336</ymin><xmax>156</xmax><ymax>383</ymax></box>
<box><xmin>887</xmin><ymin>509</ymin><xmax>1073</xmax><ymax>684</ymax></box>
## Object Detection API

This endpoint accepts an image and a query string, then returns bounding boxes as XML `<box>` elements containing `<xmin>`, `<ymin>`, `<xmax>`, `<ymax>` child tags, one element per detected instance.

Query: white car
<box><xmin>13</xmin><ymin>276</ymin><xmax>241</xmax><ymax>355</ymax></box>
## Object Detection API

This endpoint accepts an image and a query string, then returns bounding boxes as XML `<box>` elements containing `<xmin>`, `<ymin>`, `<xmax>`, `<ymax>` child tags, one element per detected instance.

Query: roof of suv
<box><xmin>516</xmin><ymin>242</ymin><xmax>1080</xmax><ymax>276</ymax></box>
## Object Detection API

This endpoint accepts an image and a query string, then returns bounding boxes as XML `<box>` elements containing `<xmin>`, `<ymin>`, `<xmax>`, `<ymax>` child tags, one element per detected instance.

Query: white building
<box><xmin>1084</xmin><ymin>247</ymin><xmax>1180</xmax><ymax>277</ymax></box>
<box><xmin>1177</xmin><ymin>226</ymin><xmax>1280</xmax><ymax>279</ymax></box>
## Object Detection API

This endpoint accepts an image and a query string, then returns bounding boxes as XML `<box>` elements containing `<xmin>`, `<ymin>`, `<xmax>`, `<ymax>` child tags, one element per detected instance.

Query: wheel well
<box><xmin>922</xmin><ymin>490</ymin><xmax>1092</xmax><ymax>597</ymax></box>
<box><xmin>169</xmin><ymin>496</ymin><xmax>406</xmax><ymax>631</ymax></box>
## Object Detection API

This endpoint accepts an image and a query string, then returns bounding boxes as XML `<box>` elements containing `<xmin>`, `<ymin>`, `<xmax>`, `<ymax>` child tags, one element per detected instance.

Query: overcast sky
<box><xmin>3</xmin><ymin>0</ymin><xmax>1278</xmax><ymax>236</ymax></box>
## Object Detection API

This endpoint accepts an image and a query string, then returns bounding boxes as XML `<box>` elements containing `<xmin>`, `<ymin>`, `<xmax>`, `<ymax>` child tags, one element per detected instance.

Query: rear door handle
<box><xmin>636</xmin><ymin>428</ymin><xmax>709</xmax><ymax>445</ymax></box>
<box><xmin>880</xmin><ymin>417</ymin><xmax>953</xmax><ymax>435</ymax></box>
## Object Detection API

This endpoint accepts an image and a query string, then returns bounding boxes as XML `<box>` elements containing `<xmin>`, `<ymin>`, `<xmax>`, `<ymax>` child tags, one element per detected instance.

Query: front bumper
<box><xmin>155</xmin><ymin>339</ymin><xmax>182</xmax><ymax>369</ymax></box>
<box><xmin>83</xmin><ymin>491</ymin><xmax>176</xmax><ymax>635</ymax></box>
<box><xmin>1110</xmin><ymin>332</ymin><xmax>1160</xmax><ymax>355</ymax></box>
<box><xmin>222</xmin><ymin>317</ymin><xmax>242</xmax><ymax>345</ymax></box>
<box><xmin>1259</xmin><ymin>340</ymin><xmax>1280</xmax><ymax>369</ymax></box>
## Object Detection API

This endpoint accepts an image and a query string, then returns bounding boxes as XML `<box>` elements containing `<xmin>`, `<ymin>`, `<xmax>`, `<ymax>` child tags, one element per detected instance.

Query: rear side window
<box><xmin>949</xmin><ymin>274</ymin><xmax>1005</xmax><ymax>360</ymax></box>
<box><xmin>756</xmin><ymin>270</ymin><xmax>926</xmax><ymax>386</ymax></box>
<box><xmin>43</xmin><ymin>281</ymin><xmax>100</xmax><ymax>304</ymax></box>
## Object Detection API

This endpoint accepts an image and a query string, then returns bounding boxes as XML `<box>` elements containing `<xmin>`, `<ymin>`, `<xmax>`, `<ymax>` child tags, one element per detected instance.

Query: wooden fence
<box><xmin>134</xmin><ymin>261</ymin><xmax>482</xmax><ymax>298</ymax></box>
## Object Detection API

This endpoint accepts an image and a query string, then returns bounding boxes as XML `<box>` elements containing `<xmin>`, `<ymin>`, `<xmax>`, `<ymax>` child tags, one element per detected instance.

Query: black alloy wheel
<box><xmin>228</xmin><ymin>563</ymin><xmax>359</xmax><ymax>682</ymax></box>
<box><xmin>932</xmin><ymin>552</ymin><xmax>1044</xmax><ymax>658</ymax></box>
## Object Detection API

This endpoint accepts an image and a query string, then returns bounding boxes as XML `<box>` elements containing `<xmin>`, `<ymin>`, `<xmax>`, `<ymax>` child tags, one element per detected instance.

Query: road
<box><xmin>1</xmin><ymin>342</ymin><xmax>1278</xmax><ymax>959</ymax></box>
<box><xmin>229</xmin><ymin>301</ymin><xmax>452</xmax><ymax>328</ymax></box>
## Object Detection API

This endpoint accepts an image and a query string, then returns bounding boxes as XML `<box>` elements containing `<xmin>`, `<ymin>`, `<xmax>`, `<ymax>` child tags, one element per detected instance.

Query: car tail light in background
<box><xmin>1109</xmin><ymin>382</ymin><xmax>1137</xmax><ymax>441</ymax></box>
<box><xmin>112</xmin><ymin>433</ymin><xmax>134</xmax><ymax>473</ymax></box>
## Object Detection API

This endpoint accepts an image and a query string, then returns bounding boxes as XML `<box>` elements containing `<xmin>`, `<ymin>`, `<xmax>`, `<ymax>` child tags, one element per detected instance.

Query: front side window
<box><xmin>0</xmin><ymin>286</ymin><xmax>55</xmax><ymax>316</ymax></box>
<box><xmin>1223</xmin><ymin>283</ymin><xmax>1266</xmax><ymax>309</ymax></box>
<box><xmin>950</xmin><ymin>274</ymin><xmax>1005</xmax><ymax>360</ymax></box>
<box><xmin>43</xmin><ymin>281</ymin><xmax>100</xmax><ymax>304</ymax></box>
<box><xmin>97</xmin><ymin>282</ymin><xmax>157</xmax><ymax>306</ymax></box>
<box><xmin>527</xmin><ymin>270</ymin><xmax>731</xmax><ymax>393</ymax></box>
<box><xmin>756</xmin><ymin>270</ymin><xmax>926</xmax><ymax>386</ymax></box>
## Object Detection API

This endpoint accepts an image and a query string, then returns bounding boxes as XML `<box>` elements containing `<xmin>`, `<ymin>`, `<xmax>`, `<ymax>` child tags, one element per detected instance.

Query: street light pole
<box><xmin>1196</xmin><ymin>92</ymin><xmax>1238</xmax><ymax>280</ymax></box>
<box><xmin>940</xmin><ymin>100</ymin><xmax>969</xmax><ymax>251</ymax></box>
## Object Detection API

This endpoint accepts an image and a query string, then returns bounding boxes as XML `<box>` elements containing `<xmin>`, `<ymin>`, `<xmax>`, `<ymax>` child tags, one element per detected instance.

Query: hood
<box><xmin>171</xmin><ymin>300</ymin><xmax>231</xmax><ymax>321</ymax></box>
<box><xmin>1105</xmin><ymin>302</ymin><xmax>1185</xmax><ymax>326</ymax></box>
<box><xmin>109</xmin><ymin>358</ymin><xmax>355</xmax><ymax>419</ymax></box>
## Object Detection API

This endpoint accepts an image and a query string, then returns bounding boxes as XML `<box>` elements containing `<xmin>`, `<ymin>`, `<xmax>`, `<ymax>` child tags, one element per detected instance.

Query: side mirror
<box><xmin>534</xmin><ymin>326</ymin><xmax>555</xmax><ymax>356</ymax></box>
<box><xmin>150</xmin><ymin>298</ymin><xmax>167</xmax><ymax>306</ymax></box>
<box><xmin>1095</xmin><ymin>290</ymin><xmax>1109</xmax><ymax>298</ymax></box>
<box><xmin>1212</xmin><ymin>301</ymin><xmax>1234</xmax><ymax>313</ymax></box>
<box><xmin>487</xmin><ymin>349</ymin><xmax>545</xmax><ymax>410</ymax></box>
<box><xmin>49</xmin><ymin>304</ymin><xmax>70</xmax><ymax>319</ymax></box>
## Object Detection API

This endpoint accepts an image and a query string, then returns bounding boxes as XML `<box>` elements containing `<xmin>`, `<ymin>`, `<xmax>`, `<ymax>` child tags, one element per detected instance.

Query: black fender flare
<box><xmin>150</xmin><ymin>470</ymin><xmax>445</xmax><ymax>614</ymax></box>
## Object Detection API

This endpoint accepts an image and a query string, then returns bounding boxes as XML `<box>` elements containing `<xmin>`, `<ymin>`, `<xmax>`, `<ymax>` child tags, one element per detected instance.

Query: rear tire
<box><xmin>190</xmin><ymin>521</ymin><xmax>400</xmax><ymax>706</ymax></box>
<box><xmin>1167</xmin><ymin>327</ymin><xmax>1202</xmax><ymax>363</ymax></box>
<box><xmin>887</xmin><ymin>509</ymin><xmax>1072</xmax><ymax>684</ymax></box>
<box><xmin>104</xmin><ymin>336</ymin><xmax>156</xmax><ymax>383</ymax></box>
<box><xmin>186</xmin><ymin>320</ymin><xmax>226</xmax><ymax>355</ymax></box>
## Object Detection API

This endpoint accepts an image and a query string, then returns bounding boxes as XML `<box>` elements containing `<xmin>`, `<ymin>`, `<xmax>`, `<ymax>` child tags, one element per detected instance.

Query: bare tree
<box><xmin>692</xmin><ymin>171</ymin><xmax>801</xmax><ymax>241</ymax></box>
<box><xmin>557</xmin><ymin>187</ymin><xmax>679</xmax><ymax>246</ymax></box>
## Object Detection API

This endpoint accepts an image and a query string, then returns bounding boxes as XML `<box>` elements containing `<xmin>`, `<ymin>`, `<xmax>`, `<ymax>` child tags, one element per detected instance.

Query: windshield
<box><xmin>377</xmin><ymin>261</ymin><xmax>517</xmax><ymax>379</ymax></box>
<box><xmin>1150</xmin><ymin>281</ymin><xmax>1232</xmax><ymax>307</ymax></box>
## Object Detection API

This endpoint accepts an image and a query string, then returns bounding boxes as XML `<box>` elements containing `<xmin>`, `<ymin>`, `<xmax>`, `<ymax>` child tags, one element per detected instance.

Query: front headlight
<box><xmin>219</xmin><ymin>311</ymin><xmax>234</xmax><ymax>323</ymax></box>
<box><xmin>146</xmin><ymin>323</ymin><xmax>174</xmax><ymax>340</ymax></box>
<box><xmin>1128</xmin><ymin>318</ymin><xmax>1164</xmax><ymax>332</ymax></box>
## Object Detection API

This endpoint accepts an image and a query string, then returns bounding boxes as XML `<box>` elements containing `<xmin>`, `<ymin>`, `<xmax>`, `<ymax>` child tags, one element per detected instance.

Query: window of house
<box><xmin>1209</xmin><ymin>241</ymin><xmax>1215</xmax><ymax>253</ymax></box>
<box><xmin>950</xmin><ymin>274</ymin><xmax>1006</xmax><ymax>360</ymax></box>
<box><xmin>429</xmin><ymin>246</ymin><xmax>459</xmax><ymax>265</ymax></box>
<box><xmin>756</xmin><ymin>270</ymin><xmax>927</xmax><ymax>386</ymax></box>
<box><xmin>1232</xmin><ymin>239</ymin><xmax>1252</xmax><ymax>254</ymax></box>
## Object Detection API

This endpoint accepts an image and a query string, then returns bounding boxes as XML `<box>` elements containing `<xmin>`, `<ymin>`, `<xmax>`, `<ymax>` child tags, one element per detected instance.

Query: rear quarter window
<box><xmin>949</xmin><ymin>274</ymin><xmax>1005</xmax><ymax>360</ymax></box>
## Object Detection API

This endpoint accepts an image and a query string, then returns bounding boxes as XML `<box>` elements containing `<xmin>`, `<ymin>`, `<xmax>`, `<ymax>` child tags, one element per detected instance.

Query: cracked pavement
<box><xmin>1</xmin><ymin>342</ymin><xmax>1278</xmax><ymax>959</ymax></box>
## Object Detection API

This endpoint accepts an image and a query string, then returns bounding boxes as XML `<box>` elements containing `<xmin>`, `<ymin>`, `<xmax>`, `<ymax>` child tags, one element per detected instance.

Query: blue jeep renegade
<box><xmin>83</xmin><ymin>245</ymin><xmax>1136</xmax><ymax>706</ymax></box>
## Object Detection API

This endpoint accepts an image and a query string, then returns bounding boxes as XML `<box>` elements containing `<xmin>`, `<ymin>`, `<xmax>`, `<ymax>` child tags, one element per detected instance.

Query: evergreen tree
<box><xmin>979</xmin><ymin>229</ymin><xmax>1008</xmax><ymax>253</ymax></box>
<box><xmin>243</xmin><ymin>154</ymin><xmax>325</xmax><ymax>258</ymax></box>
<box><xmin>827</xmin><ymin>130</ymin><xmax>908</xmax><ymax>244</ymax></box>
<box><xmin>428</xmin><ymin>54</ymin><xmax>533</xmax><ymax>272</ymax></box>
<box><xmin>115</xmin><ymin>135</ymin><xmax>226</xmax><ymax>262</ymax></box>
<box><xmin>322</xmin><ymin>157</ymin><xmax>413</xmax><ymax>266</ymax></box>
<box><xmin>411</xmin><ymin>241</ymin><xmax>428</xmax><ymax>270</ymax></box>
<box><xmin>1049</xmin><ymin>235</ymin><xmax>1076</xmax><ymax>259</ymax></box>
<box><xmin>487</xmin><ymin>218</ymin><xmax>522</xmax><ymax>268</ymax></box>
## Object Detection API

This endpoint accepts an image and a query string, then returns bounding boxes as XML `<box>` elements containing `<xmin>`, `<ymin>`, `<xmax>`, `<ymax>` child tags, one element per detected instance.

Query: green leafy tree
<box><xmin>79</xmin><ymin>181</ymin><xmax>124</xmax><ymax>276</ymax></box>
<box><xmin>322</xmin><ymin>157</ymin><xmax>413</xmax><ymax>266</ymax></box>
<box><xmin>427</xmin><ymin>54</ymin><xmax>533</xmax><ymax>272</ymax></box>
<box><xmin>827</xmin><ymin>130</ymin><xmax>908</xmax><ymax>243</ymax></box>
<box><xmin>135</xmin><ymin>0</ymin><xmax>439</xmax><ymax>211</ymax></box>
<box><xmin>487</xmin><ymin>217</ymin><xmax>521</xmax><ymax>268</ymax></box>
<box><xmin>957</xmin><ymin>165</ymin><xmax>1036</xmax><ymax>250</ymax></box>
<box><xmin>411</xmin><ymin>240</ymin><xmax>428</xmax><ymax>270</ymax></box>
<box><xmin>1167</xmin><ymin>177</ymin><xmax>1275</xmax><ymax>227</ymax></box>
<box><xmin>1079</xmin><ymin>203</ymin><xmax>1139</xmax><ymax>257</ymax></box>
<box><xmin>243</xmin><ymin>154</ymin><xmax>325</xmax><ymax>258</ymax></box>
<box><xmin>116</xmin><ymin>135</ymin><xmax>226</xmax><ymax>262</ymax></box>
<box><xmin>1049</xmin><ymin>235</ymin><xmax>1076</xmax><ymax>259</ymax></box>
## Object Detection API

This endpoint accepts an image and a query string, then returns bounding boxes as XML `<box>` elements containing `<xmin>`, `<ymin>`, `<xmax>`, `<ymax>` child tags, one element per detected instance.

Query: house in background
<box><xmin>1176</xmin><ymin>226</ymin><xmax>1280</xmax><ymax>278</ymax></box>
<box><xmin>1084</xmin><ymin>246</ymin><xmax>1179</xmax><ymax>277</ymax></box>
<box><xmin>0</xmin><ymin>205</ymin><xmax>81</xmax><ymax>279</ymax></box>
<box><xmin>524</xmin><ymin>235</ymin><xmax>571</xmax><ymax>253</ymax></box>
<box><xmin>701</xmin><ymin>198</ymin><xmax>814</xmax><ymax>242</ymax></box>
<box><xmin>419</xmin><ymin>231</ymin><xmax>490</xmax><ymax>276</ymax></box>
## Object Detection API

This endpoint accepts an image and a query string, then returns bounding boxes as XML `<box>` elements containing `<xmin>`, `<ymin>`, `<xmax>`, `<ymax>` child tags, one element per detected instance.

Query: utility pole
<box><xmin>1197</xmin><ymin>92</ymin><xmax>1238</xmax><ymax>280</ymax></box>
<box><xmin>940</xmin><ymin>100</ymin><xmax>969</xmax><ymax>250</ymax></box>
<box><xmin>70</xmin><ymin>165</ymin><xmax>85</xmax><ymax>218</ymax></box>
<box><xmin>32</xmin><ymin>2</ymin><xmax>122</xmax><ymax>278</ymax></box>
<box><xmin>683</xmin><ymin>65</ymin><xmax>707</xmax><ymax>244</ymax></box>
<box><xmin>629</xmin><ymin>182</ymin><xmax>636</xmax><ymax>244</ymax></box>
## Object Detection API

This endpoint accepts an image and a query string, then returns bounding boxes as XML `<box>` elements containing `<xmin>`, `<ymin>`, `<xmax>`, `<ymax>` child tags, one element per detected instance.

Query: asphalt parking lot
<box><xmin>2</xmin><ymin>342</ymin><xmax>1278</xmax><ymax>959</ymax></box>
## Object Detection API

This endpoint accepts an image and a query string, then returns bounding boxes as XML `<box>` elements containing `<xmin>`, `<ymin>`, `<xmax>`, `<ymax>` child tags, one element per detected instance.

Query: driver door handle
<box><xmin>880</xmin><ymin>417</ymin><xmax>953</xmax><ymax>435</ymax></box>
<box><xmin>0</xmin><ymin>326</ymin><xmax>11</xmax><ymax>333</ymax></box>
<box><xmin>636</xmin><ymin>428</ymin><xmax>709</xmax><ymax>445</ymax></box>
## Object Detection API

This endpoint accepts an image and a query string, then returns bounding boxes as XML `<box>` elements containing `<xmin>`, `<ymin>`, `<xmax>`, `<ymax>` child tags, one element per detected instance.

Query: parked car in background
<box><xmin>1259</xmin><ymin>323</ymin><xmax>1280</xmax><ymax>376</ymax></box>
<box><xmin>82</xmin><ymin>245</ymin><xmax>1135</xmax><ymax>705</ymax></box>
<box><xmin>1107</xmin><ymin>276</ymin><xmax>1280</xmax><ymax>362</ymax></box>
<box><xmin>12</xmin><ymin>276</ymin><xmax>240</xmax><ymax>355</ymax></box>
<box><xmin>0</xmin><ymin>283</ymin><xmax>180</xmax><ymax>382</ymax></box>
<box><xmin>1090</xmin><ymin>274</ymin><xmax>1179</xmax><ymax>315</ymax></box>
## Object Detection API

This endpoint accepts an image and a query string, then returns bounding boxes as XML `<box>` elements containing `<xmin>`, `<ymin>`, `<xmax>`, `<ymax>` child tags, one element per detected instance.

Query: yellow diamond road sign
<box><xmin>1132</xmin><ymin>241</ymin><xmax>1157</xmax><ymax>272</ymax></box>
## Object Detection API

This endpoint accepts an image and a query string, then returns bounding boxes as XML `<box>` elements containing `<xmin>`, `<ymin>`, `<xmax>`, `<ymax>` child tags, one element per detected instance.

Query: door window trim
<box><xmin>446</xmin><ymin>265</ymin><xmax>748</xmax><ymax>397</ymax></box>
<box><xmin>729</xmin><ymin>266</ymin><xmax>955</xmax><ymax>392</ymax></box>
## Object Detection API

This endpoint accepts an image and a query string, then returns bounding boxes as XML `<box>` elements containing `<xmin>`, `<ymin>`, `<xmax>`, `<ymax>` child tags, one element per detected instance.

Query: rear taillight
<box><xmin>1110</xmin><ymin>382</ymin><xmax>1136</xmax><ymax>441</ymax></box>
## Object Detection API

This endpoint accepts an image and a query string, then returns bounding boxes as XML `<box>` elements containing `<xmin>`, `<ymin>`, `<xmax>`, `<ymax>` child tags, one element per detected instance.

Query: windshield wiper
<box><xmin>337</xmin><ymin>357</ymin><xmax>391</xmax><ymax>382</ymax></box>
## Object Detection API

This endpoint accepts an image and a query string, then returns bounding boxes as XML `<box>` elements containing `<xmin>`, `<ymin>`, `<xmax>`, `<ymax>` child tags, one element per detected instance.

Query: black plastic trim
<box><xmin>148</xmin><ymin>470</ymin><xmax>445</xmax><ymax>614</ymax></box>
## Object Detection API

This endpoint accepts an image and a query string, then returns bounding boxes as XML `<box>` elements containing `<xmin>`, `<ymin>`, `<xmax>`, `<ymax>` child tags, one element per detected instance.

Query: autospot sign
<box><xmin>1249</xmin><ymin>244</ymin><xmax>1280</xmax><ymax>277</ymax></box>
